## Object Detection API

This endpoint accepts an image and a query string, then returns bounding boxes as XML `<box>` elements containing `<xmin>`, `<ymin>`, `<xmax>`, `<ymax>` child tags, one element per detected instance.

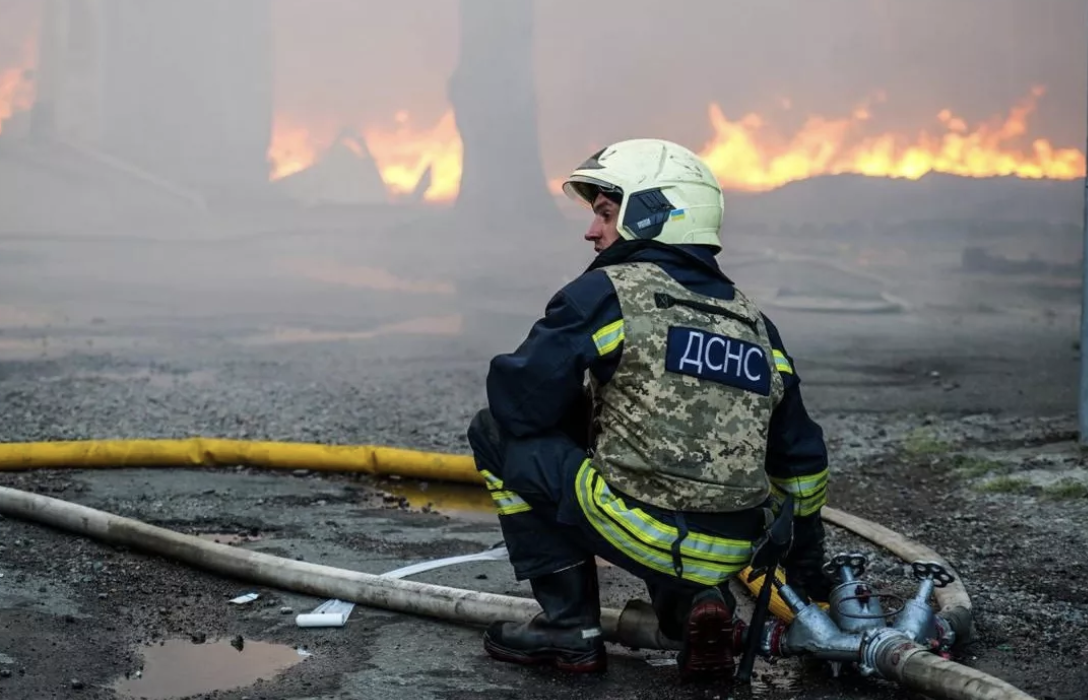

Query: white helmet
<box><xmin>562</xmin><ymin>138</ymin><xmax>725</xmax><ymax>251</ymax></box>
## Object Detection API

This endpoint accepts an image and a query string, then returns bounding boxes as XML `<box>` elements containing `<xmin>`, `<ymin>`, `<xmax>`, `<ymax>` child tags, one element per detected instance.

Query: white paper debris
<box><xmin>228</xmin><ymin>592</ymin><xmax>260</xmax><ymax>605</ymax></box>
<box><xmin>295</xmin><ymin>598</ymin><xmax>355</xmax><ymax>628</ymax></box>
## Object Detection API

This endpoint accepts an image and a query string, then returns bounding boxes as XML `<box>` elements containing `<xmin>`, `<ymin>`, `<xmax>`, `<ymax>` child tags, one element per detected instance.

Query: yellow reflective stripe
<box><xmin>769</xmin><ymin>489</ymin><xmax>827</xmax><ymax>517</ymax></box>
<box><xmin>496</xmin><ymin>500</ymin><xmax>532</xmax><ymax>516</ymax></box>
<box><xmin>574</xmin><ymin>461</ymin><xmax>753</xmax><ymax>585</ymax></box>
<box><xmin>480</xmin><ymin>470</ymin><xmax>532</xmax><ymax>514</ymax></box>
<box><xmin>488</xmin><ymin>488</ymin><xmax>532</xmax><ymax>515</ymax></box>
<box><xmin>578</xmin><ymin>476</ymin><xmax>721</xmax><ymax>585</ymax></box>
<box><xmin>769</xmin><ymin>482</ymin><xmax>827</xmax><ymax>517</ymax></box>
<box><xmin>591</xmin><ymin>320</ymin><xmax>625</xmax><ymax>356</ymax></box>
<box><xmin>773</xmin><ymin>349</ymin><xmax>793</xmax><ymax>374</ymax></box>
<box><xmin>480</xmin><ymin>469</ymin><xmax>504</xmax><ymax>491</ymax></box>
<box><xmin>622</xmin><ymin>505</ymin><xmax>752</xmax><ymax>564</ymax></box>
<box><xmin>769</xmin><ymin>470</ymin><xmax>828</xmax><ymax>499</ymax></box>
<box><xmin>586</xmin><ymin>468</ymin><xmax>747</xmax><ymax>580</ymax></box>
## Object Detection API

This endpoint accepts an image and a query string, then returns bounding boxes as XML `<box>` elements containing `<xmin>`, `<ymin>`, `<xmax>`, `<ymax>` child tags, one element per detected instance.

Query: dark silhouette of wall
<box><xmin>99</xmin><ymin>0</ymin><xmax>273</xmax><ymax>197</ymax></box>
<box><xmin>448</xmin><ymin>0</ymin><xmax>559</xmax><ymax>224</ymax></box>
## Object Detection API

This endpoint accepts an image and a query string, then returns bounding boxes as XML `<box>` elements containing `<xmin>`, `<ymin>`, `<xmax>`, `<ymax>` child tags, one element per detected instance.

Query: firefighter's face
<box><xmin>585</xmin><ymin>193</ymin><xmax>621</xmax><ymax>253</ymax></box>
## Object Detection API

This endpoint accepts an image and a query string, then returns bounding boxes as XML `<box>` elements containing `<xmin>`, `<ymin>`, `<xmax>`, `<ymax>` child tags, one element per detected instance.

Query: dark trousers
<box><xmin>466</xmin><ymin>408</ymin><xmax>767</xmax><ymax>639</ymax></box>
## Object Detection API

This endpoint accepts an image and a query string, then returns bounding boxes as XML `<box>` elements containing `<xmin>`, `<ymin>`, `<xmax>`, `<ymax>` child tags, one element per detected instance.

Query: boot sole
<box><xmin>678</xmin><ymin>595</ymin><xmax>735</xmax><ymax>683</ymax></box>
<box><xmin>483</xmin><ymin>634</ymin><xmax>607</xmax><ymax>673</ymax></box>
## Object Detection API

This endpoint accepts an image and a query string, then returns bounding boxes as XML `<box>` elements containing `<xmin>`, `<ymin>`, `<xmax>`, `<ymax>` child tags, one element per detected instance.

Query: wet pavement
<box><xmin>0</xmin><ymin>465</ymin><xmax>927</xmax><ymax>700</ymax></box>
<box><xmin>1</xmin><ymin>225</ymin><xmax>1085</xmax><ymax>699</ymax></box>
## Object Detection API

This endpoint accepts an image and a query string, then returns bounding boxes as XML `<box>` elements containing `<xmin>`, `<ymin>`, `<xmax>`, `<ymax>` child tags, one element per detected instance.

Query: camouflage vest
<box><xmin>588</xmin><ymin>262</ymin><xmax>785</xmax><ymax>513</ymax></box>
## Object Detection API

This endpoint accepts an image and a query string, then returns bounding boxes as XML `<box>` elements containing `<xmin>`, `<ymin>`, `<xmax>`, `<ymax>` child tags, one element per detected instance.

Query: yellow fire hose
<box><xmin>0</xmin><ymin>438</ymin><xmax>478</xmax><ymax>481</ymax></box>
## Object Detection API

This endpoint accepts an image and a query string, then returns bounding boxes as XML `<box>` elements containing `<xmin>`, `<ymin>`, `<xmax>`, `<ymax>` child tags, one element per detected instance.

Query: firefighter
<box><xmin>466</xmin><ymin>138</ymin><xmax>831</xmax><ymax>683</ymax></box>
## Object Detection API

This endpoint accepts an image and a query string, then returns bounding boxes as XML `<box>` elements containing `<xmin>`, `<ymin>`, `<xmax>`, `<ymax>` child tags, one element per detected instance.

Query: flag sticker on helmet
<box><xmin>664</xmin><ymin>326</ymin><xmax>771</xmax><ymax>396</ymax></box>
<box><xmin>669</xmin><ymin>209</ymin><xmax>686</xmax><ymax>220</ymax></box>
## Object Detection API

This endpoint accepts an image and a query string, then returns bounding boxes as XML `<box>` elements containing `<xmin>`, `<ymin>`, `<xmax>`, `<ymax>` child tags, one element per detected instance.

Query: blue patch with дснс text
<box><xmin>664</xmin><ymin>326</ymin><xmax>771</xmax><ymax>396</ymax></box>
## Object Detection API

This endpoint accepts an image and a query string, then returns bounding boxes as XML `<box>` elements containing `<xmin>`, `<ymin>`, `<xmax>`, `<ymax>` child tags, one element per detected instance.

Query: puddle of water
<box><xmin>380</xmin><ymin>478</ymin><xmax>497</xmax><ymax>523</ymax></box>
<box><xmin>381</xmin><ymin>480</ymin><xmax>619</xmax><ymax>569</ymax></box>
<box><xmin>278</xmin><ymin>258</ymin><xmax>456</xmax><ymax>295</ymax></box>
<box><xmin>240</xmin><ymin>314</ymin><xmax>463</xmax><ymax>346</ymax></box>
<box><xmin>113</xmin><ymin>638</ymin><xmax>305</xmax><ymax>700</ymax></box>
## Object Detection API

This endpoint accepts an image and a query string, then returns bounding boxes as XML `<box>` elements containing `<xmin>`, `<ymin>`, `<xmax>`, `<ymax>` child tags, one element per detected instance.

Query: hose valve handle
<box><xmin>909</xmin><ymin>560</ymin><xmax>954</xmax><ymax>602</ymax></box>
<box><xmin>911</xmin><ymin>561</ymin><xmax>954</xmax><ymax>587</ymax></box>
<box><xmin>892</xmin><ymin>561</ymin><xmax>957</xmax><ymax>647</ymax></box>
<box><xmin>823</xmin><ymin>552</ymin><xmax>868</xmax><ymax>584</ymax></box>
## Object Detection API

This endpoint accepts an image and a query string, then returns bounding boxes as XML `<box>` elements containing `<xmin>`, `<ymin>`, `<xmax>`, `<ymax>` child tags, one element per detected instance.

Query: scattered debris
<box><xmin>295</xmin><ymin>599</ymin><xmax>356</xmax><ymax>628</ymax></box>
<box><xmin>228</xmin><ymin>592</ymin><xmax>259</xmax><ymax>605</ymax></box>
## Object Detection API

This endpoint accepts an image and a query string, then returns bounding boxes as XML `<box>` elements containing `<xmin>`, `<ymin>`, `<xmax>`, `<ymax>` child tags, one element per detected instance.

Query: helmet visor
<box><xmin>561</xmin><ymin>174</ymin><xmax>623</xmax><ymax>208</ymax></box>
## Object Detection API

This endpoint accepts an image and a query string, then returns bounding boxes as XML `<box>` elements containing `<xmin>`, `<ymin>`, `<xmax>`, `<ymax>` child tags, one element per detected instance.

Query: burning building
<box><xmin>0</xmin><ymin>0</ymin><xmax>1084</xmax><ymax>226</ymax></box>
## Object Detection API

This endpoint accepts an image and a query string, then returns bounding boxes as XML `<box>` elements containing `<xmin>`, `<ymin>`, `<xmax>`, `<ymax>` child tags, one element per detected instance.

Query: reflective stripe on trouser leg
<box><xmin>480</xmin><ymin>469</ymin><xmax>532</xmax><ymax>516</ymax></box>
<box><xmin>573</xmin><ymin>460</ymin><xmax>755</xmax><ymax>586</ymax></box>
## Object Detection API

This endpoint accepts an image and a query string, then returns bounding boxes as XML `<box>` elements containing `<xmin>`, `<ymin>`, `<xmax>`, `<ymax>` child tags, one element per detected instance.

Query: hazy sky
<box><xmin>1</xmin><ymin>0</ymin><xmax>1085</xmax><ymax>179</ymax></box>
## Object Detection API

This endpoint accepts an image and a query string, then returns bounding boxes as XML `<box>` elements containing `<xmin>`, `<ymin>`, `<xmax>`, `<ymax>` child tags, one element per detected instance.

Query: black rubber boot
<box><xmin>676</xmin><ymin>587</ymin><xmax>737</xmax><ymax>684</ymax></box>
<box><xmin>483</xmin><ymin>561</ymin><xmax>606</xmax><ymax>673</ymax></box>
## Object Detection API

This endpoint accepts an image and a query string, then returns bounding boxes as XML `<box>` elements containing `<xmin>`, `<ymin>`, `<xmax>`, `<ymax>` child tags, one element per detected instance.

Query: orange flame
<box><xmin>698</xmin><ymin>86</ymin><xmax>1085</xmax><ymax>191</ymax></box>
<box><xmin>0</xmin><ymin>37</ymin><xmax>37</xmax><ymax>136</ymax></box>
<box><xmin>267</xmin><ymin>109</ymin><xmax>463</xmax><ymax>203</ymax></box>
<box><xmin>275</xmin><ymin>87</ymin><xmax>1085</xmax><ymax>204</ymax></box>
<box><xmin>363</xmin><ymin>109</ymin><xmax>463</xmax><ymax>202</ymax></box>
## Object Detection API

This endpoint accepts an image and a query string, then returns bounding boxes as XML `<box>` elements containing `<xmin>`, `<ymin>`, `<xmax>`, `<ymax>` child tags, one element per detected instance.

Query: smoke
<box><xmin>0</xmin><ymin>0</ymin><xmax>38</xmax><ymax>57</ymax></box>
<box><xmin>0</xmin><ymin>0</ymin><xmax>1084</xmax><ymax>364</ymax></box>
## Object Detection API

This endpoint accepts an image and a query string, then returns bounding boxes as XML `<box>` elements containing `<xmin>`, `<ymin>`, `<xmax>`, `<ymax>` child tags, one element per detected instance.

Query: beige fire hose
<box><xmin>0</xmin><ymin>482</ymin><xmax>1035</xmax><ymax>700</ymax></box>
<box><xmin>0</xmin><ymin>485</ymin><xmax>671</xmax><ymax>647</ymax></box>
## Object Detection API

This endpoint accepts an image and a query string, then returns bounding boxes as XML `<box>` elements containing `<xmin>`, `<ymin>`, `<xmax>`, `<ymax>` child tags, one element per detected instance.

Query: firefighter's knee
<box><xmin>467</xmin><ymin>408</ymin><xmax>505</xmax><ymax>472</ymax></box>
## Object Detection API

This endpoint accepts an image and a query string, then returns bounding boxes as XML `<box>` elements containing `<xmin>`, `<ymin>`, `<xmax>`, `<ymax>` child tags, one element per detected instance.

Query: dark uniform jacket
<box><xmin>485</xmin><ymin>240</ymin><xmax>829</xmax><ymax>524</ymax></box>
